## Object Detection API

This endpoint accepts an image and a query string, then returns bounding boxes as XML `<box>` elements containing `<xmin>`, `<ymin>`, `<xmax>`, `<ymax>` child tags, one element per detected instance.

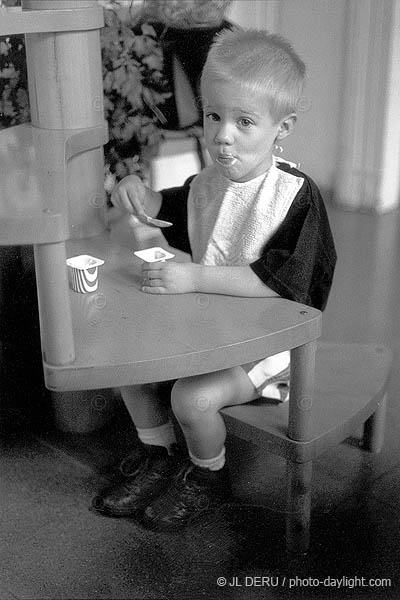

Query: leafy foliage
<box><xmin>101</xmin><ymin>6</ymin><xmax>171</xmax><ymax>188</ymax></box>
<box><xmin>0</xmin><ymin>34</ymin><xmax>29</xmax><ymax>128</ymax></box>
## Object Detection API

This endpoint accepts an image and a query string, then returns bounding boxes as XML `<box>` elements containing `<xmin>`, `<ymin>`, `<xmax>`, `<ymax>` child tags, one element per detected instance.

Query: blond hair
<box><xmin>201</xmin><ymin>28</ymin><xmax>306</xmax><ymax>123</ymax></box>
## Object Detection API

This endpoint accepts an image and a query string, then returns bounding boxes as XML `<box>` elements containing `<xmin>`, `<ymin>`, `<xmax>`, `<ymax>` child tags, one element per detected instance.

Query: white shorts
<box><xmin>243</xmin><ymin>350</ymin><xmax>290</xmax><ymax>401</ymax></box>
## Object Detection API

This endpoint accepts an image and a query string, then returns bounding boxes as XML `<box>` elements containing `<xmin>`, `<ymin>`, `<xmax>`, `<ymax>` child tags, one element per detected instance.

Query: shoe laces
<box><xmin>167</xmin><ymin>464</ymin><xmax>210</xmax><ymax>508</ymax></box>
<box><xmin>123</xmin><ymin>455</ymin><xmax>168</xmax><ymax>493</ymax></box>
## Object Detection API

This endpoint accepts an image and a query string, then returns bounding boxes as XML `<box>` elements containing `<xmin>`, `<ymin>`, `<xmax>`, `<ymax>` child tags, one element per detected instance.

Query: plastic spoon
<box><xmin>136</xmin><ymin>213</ymin><xmax>172</xmax><ymax>228</ymax></box>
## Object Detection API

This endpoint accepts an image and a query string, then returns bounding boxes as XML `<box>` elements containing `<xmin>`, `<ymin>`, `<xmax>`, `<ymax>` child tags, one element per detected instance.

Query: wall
<box><xmin>227</xmin><ymin>0</ymin><xmax>347</xmax><ymax>194</ymax></box>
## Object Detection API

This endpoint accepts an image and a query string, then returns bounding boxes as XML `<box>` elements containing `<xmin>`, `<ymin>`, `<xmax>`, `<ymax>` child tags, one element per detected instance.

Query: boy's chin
<box><xmin>214</xmin><ymin>161</ymin><xmax>244</xmax><ymax>182</ymax></box>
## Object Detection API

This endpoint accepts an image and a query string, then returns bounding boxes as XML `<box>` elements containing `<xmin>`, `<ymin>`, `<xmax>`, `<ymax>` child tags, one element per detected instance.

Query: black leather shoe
<box><xmin>141</xmin><ymin>461</ymin><xmax>232</xmax><ymax>530</ymax></box>
<box><xmin>91</xmin><ymin>444</ymin><xmax>181</xmax><ymax>517</ymax></box>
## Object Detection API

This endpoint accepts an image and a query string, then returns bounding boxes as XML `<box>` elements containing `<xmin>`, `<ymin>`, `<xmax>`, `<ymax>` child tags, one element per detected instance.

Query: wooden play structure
<box><xmin>0</xmin><ymin>1</ymin><xmax>392</xmax><ymax>555</ymax></box>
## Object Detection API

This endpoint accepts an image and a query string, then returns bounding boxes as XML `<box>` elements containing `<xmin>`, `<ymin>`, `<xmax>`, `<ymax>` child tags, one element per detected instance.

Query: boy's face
<box><xmin>201</xmin><ymin>77</ymin><xmax>290</xmax><ymax>182</ymax></box>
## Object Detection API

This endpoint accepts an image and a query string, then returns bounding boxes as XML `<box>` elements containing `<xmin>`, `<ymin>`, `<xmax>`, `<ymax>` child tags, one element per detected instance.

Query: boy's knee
<box><xmin>171</xmin><ymin>377</ymin><xmax>215</xmax><ymax>424</ymax></box>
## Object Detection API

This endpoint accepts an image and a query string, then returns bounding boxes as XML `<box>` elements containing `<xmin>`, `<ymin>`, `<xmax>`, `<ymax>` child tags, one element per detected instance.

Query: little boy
<box><xmin>92</xmin><ymin>28</ymin><xmax>337</xmax><ymax>529</ymax></box>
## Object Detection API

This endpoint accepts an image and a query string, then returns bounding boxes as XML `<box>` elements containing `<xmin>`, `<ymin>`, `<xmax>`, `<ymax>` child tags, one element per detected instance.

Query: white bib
<box><xmin>188</xmin><ymin>158</ymin><xmax>304</xmax><ymax>266</ymax></box>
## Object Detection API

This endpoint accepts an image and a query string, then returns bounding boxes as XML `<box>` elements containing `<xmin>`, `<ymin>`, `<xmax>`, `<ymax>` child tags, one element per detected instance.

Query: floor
<box><xmin>1</xmin><ymin>202</ymin><xmax>400</xmax><ymax>600</ymax></box>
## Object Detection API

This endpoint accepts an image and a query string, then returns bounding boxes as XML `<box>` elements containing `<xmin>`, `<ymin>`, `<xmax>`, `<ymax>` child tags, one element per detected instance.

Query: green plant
<box><xmin>0</xmin><ymin>32</ymin><xmax>29</xmax><ymax>129</ymax></box>
<box><xmin>101</xmin><ymin>2</ymin><xmax>172</xmax><ymax>189</ymax></box>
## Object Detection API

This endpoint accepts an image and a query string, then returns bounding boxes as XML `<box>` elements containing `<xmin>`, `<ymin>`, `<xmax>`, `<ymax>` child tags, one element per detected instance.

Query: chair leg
<box><xmin>362</xmin><ymin>393</ymin><xmax>387</xmax><ymax>453</ymax></box>
<box><xmin>285</xmin><ymin>460</ymin><xmax>313</xmax><ymax>555</ymax></box>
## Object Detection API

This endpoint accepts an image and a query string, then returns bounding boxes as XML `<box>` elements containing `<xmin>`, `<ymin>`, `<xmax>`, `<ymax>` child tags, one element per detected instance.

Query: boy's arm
<box><xmin>141</xmin><ymin>261</ymin><xmax>280</xmax><ymax>297</ymax></box>
<box><xmin>196</xmin><ymin>265</ymin><xmax>280</xmax><ymax>297</ymax></box>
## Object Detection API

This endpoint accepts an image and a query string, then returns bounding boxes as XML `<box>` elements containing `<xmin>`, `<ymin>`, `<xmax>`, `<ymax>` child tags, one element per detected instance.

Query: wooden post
<box><xmin>34</xmin><ymin>243</ymin><xmax>75</xmax><ymax>366</ymax></box>
<box><xmin>362</xmin><ymin>393</ymin><xmax>387</xmax><ymax>453</ymax></box>
<box><xmin>288</xmin><ymin>340</ymin><xmax>316</xmax><ymax>442</ymax></box>
<box><xmin>21</xmin><ymin>0</ymin><xmax>106</xmax><ymax>239</ymax></box>
<box><xmin>286</xmin><ymin>460</ymin><xmax>313</xmax><ymax>555</ymax></box>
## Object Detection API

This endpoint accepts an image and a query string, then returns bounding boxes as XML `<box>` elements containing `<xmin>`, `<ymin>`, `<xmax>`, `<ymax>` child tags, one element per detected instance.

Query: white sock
<box><xmin>189</xmin><ymin>446</ymin><xmax>226</xmax><ymax>471</ymax></box>
<box><xmin>136</xmin><ymin>421</ymin><xmax>176</xmax><ymax>454</ymax></box>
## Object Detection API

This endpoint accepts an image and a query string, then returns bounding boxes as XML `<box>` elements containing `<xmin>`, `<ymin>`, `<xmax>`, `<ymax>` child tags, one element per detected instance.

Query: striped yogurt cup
<box><xmin>66</xmin><ymin>255</ymin><xmax>105</xmax><ymax>293</ymax></box>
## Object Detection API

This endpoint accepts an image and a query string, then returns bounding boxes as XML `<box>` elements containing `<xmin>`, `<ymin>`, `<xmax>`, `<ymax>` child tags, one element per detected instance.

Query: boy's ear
<box><xmin>276</xmin><ymin>114</ymin><xmax>297</xmax><ymax>140</ymax></box>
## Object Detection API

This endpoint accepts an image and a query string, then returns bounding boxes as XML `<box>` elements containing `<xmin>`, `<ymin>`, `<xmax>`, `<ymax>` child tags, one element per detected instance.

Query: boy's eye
<box><xmin>238</xmin><ymin>117</ymin><xmax>253</xmax><ymax>127</ymax></box>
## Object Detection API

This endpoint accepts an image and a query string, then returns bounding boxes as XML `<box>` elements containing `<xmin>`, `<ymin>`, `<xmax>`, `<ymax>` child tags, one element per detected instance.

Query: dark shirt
<box><xmin>157</xmin><ymin>162</ymin><xmax>337</xmax><ymax>311</ymax></box>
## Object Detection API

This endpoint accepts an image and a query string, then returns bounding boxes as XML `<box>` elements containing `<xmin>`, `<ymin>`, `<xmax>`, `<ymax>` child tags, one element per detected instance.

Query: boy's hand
<box><xmin>141</xmin><ymin>261</ymin><xmax>200</xmax><ymax>294</ymax></box>
<box><xmin>110</xmin><ymin>174</ymin><xmax>147</xmax><ymax>216</ymax></box>
<box><xmin>111</xmin><ymin>174</ymin><xmax>162</xmax><ymax>219</ymax></box>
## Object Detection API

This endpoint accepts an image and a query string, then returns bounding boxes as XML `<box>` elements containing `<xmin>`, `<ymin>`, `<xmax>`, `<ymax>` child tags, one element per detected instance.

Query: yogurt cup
<box><xmin>134</xmin><ymin>247</ymin><xmax>175</xmax><ymax>263</ymax></box>
<box><xmin>66</xmin><ymin>255</ymin><xmax>105</xmax><ymax>293</ymax></box>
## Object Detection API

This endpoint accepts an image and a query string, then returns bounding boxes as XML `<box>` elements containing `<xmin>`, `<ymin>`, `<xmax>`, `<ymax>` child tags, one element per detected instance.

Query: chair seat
<box><xmin>222</xmin><ymin>342</ymin><xmax>392</xmax><ymax>463</ymax></box>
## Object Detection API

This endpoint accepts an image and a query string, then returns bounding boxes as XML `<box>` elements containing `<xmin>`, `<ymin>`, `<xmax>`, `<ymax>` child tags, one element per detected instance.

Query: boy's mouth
<box><xmin>216</xmin><ymin>154</ymin><xmax>237</xmax><ymax>167</ymax></box>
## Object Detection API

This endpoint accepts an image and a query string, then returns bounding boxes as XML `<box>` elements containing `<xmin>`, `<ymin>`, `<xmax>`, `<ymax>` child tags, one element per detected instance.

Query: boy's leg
<box><xmin>171</xmin><ymin>366</ymin><xmax>258</xmax><ymax>460</ymax></box>
<box><xmin>91</xmin><ymin>383</ymin><xmax>181</xmax><ymax>517</ymax></box>
<box><xmin>142</xmin><ymin>367</ymin><xmax>258</xmax><ymax>529</ymax></box>
<box><xmin>120</xmin><ymin>383</ymin><xmax>170</xmax><ymax>429</ymax></box>
<box><xmin>119</xmin><ymin>383</ymin><xmax>177</xmax><ymax>461</ymax></box>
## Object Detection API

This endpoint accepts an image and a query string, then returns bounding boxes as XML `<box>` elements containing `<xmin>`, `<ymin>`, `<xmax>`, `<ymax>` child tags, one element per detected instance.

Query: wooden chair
<box><xmin>222</xmin><ymin>341</ymin><xmax>392</xmax><ymax>555</ymax></box>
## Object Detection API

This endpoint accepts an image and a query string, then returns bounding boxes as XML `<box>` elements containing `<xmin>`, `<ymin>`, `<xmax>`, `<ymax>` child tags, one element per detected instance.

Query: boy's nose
<box><xmin>214</xmin><ymin>124</ymin><xmax>234</xmax><ymax>145</ymax></box>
